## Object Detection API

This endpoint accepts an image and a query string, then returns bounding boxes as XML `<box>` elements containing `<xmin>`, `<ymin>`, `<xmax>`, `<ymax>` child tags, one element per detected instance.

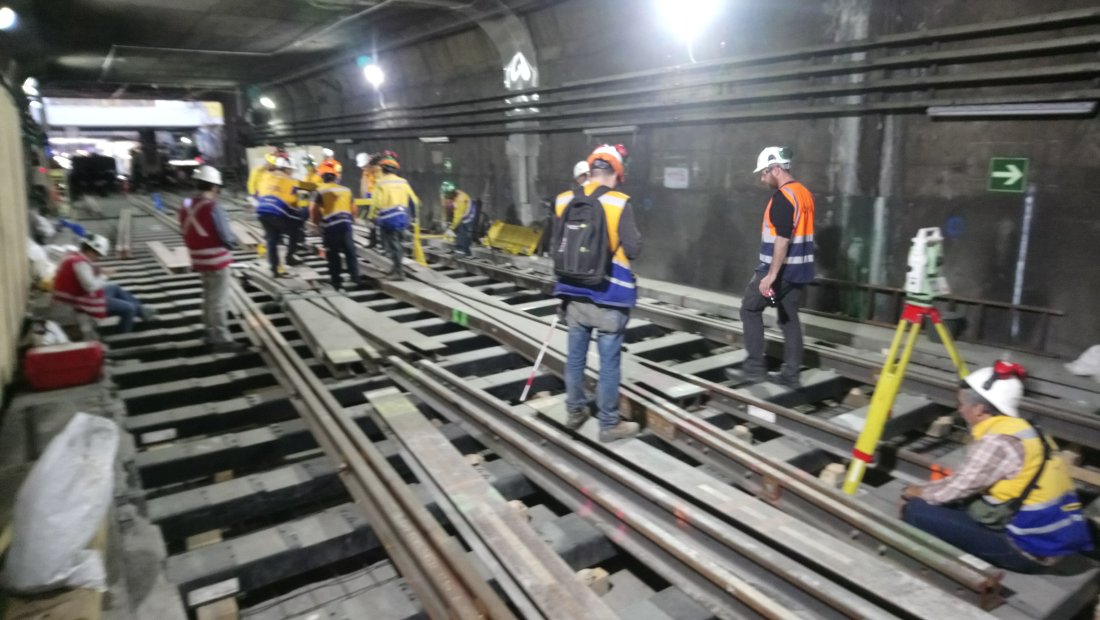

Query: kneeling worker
<box><xmin>53</xmin><ymin>234</ymin><xmax>155</xmax><ymax>333</ymax></box>
<box><xmin>441</xmin><ymin>181</ymin><xmax>477</xmax><ymax>256</ymax></box>
<box><xmin>312</xmin><ymin>161</ymin><xmax>361</xmax><ymax>290</ymax></box>
<box><xmin>554</xmin><ymin>144</ymin><xmax>641</xmax><ymax>443</ymax></box>
<box><xmin>901</xmin><ymin>362</ymin><xmax>1094</xmax><ymax>572</ymax></box>
<box><xmin>180</xmin><ymin>165</ymin><xmax>246</xmax><ymax>353</ymax></box>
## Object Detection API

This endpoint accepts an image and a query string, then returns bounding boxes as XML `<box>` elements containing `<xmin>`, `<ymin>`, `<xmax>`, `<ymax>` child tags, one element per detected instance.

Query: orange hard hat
<box><xmin>587</xmin><ymin>144</ymin><xmax>628</xmax><ymax>182</ymax></box>
<box><xmin>318</xmin><ymin>161</ymin><xmax>339</xmax><ymax>176</ymax></box>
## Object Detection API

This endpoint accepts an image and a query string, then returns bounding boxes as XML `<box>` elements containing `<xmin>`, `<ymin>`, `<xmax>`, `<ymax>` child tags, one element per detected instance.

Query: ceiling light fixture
<box><xmin>655</xmin><ymin>0</ymin><xmax>721</xmax><ymax>63</ymax></box>
<box><xmin>0</xmin><ymin>7</ymin><xmax>17</xmax><ymax>31</ymax></box>
<box><xmin>363</xmin><ymin>63</ymin><xmax>384</xmax><ymax>88</ymax></box>
<box><xmin>22</xmin><ymin>77</ymin><xmax>38</xmax><ymax>97</ymax></box>
<box><xmin>418</xmin><ymin>136</ymin><xmax>450</xmax><ymax>143</ymax></box>
<box><xmin>258</xmin><ymin>96</ymin><xmax>276</xmax><ymax>110</ymax></box>
<box><xmin>180</xmin><ymin>136</ymin><xmax>192</xmax><ymax>144</ymax></box>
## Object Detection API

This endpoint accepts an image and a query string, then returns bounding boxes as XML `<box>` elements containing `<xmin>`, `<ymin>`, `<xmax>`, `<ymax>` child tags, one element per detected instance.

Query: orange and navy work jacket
<box><xmin>759</xmin><ymin>181</ymin><xmax>815</xmax><ymax>284</ymax></box>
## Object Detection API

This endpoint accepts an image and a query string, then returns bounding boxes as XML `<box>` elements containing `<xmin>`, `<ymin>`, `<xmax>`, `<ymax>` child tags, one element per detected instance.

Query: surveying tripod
<box><xmin>842</xmin><ymin>228</ymin><xmax>970</xmax><ymax>495</ymax></box>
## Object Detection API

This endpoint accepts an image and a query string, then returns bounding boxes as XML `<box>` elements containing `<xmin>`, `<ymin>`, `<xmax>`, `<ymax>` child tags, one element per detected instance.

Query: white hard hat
<box><xmin>193</xmin><ymin>165</ymin><xmax>223</xmax><ymax>186</ymax></box>
<box><xmin>274</xmin><ymin>156</ymin><xmax>293</xmax><ymax>169</ymax></box>
<box><xmin>573</xmin><ymin>160</ymin><xmax>590</xmax><ymax>179</ymax></box>
<box><xmin>322</xmin><ymin>147</ymin><xmax>335</xmax><ymax>158</ymax></box>
<box><xmin>355</xmin><ymin>152</ymin><xmax>369</xmax><ymax>168</ymax></box>
<box><xmin>754</xmin><ymin>146</ymin><xmax>792</xmax><ymax>174</ymax></box>
<box><xmin>82</xmin><ymin>234</ymin><xmax>110</xmax><ymax>257</ymax></box>
<box><xmin>963</xmin><ymin>361</ymin><xmax>1027</xmax><ymax>418</ymax></box>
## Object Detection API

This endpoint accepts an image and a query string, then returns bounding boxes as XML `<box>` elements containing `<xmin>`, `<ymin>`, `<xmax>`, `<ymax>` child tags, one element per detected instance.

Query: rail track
<box><xmin>87</xmin><ymin>193</ymin><xmax>1098</xmax><ymax>619</ymax></box>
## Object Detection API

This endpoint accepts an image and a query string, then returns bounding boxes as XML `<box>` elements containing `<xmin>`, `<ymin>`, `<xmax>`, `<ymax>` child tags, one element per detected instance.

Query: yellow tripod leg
<box><xmin>932</xmin><ymin>320</ymin><xmax>969</xmax><ymax>379</ymax></box>
<box><xmin>843</xmin><ymin>320</ymin><xmax>923</xmax><ymax>494</ymax></box>
<box><xmin>412</xmin><ymin>221</ymin><xmax>428</xmax><ymax>266</ymax></box>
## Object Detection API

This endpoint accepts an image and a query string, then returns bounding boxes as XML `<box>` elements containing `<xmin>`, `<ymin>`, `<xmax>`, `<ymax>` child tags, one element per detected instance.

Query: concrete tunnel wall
<box><xmin>269</xmin><ymin>0</ymin><xmax>1100</xmax><ymax>358</ymax></box>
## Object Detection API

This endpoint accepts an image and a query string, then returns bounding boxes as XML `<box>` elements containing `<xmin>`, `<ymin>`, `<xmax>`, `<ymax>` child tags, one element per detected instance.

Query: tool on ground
<box><xmin>843</xmin><ymin>227</ymin><xmax>969</xmax><ymax>495</ymax></box>
<box><xmin>519</xmin><ymin>315</ymin><xmax>559</xmax><ymax>402</ymax></box>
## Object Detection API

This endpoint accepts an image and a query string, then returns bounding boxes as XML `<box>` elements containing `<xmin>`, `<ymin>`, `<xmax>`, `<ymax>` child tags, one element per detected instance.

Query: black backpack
<box><xmin>552</xmin><ymin>186</ymin><xmax>616</xmax><ymax>287</ymax></box>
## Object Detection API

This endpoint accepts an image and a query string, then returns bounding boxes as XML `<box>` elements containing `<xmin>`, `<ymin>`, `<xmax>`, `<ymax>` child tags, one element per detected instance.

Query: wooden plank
<box><xmin>326</xmin><ymin>296</ymin><xmax>447</xmax><ymax>357</ymax></box>
<box><xmin>146</xmin><ymin>241</ymin><xmax>191</xmax><ymax>273</ymax></box>
<box><xmin>284</xmin><ymin>298</ymin><xmax>376</xmax><ymax>371</ymax></box>
<box><xmin>228</xmin><ymin>221</ymin><xmax>259</xmax><ymax>248</ymax></box>
<box><xmin>367</xmin><ymin>389</ymin><xmax>617</xmax><ymax>620</ymax></box>
<box><xmin>196</xmin><ymin>598</ymin><xmax>238</xmax><ymax>620</ymax></box>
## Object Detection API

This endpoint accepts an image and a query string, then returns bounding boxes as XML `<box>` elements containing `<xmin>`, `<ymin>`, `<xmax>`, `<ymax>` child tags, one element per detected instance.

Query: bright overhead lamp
<box><xmin>363</xmin><ymin>63</ymin><xmax>384</xmax><ymax>88</ymax></box>
<box><xmin>28</xmin><ymin>100</ymin><xmax>42</xmax><ymax>109</ymax></box>
<box><xmin>927</xmin><ymin>102</ymin><xmax>1097</xmax><ymax>118</ymax></box>
<box><xmin>258</xmin><ymin>96</ymin><xmax>276</xmax><ymax>110</ymax></box>
<box><xmin>655</xmin><ymin>0</ymin><xmax>721</xmax><ymax>62</ymax></box>
<box><xmin>180</xmin><ymin>136</ymin><xmax>192</xmax><ymax>144</ymax></box>
<box><xmin>583</xmin><ymin>125</ymin><xmax>638</xmax><ymax>136</ymax></box>
<box><xmin>0</xmin><ymin>7</ymin><xmax>17</xmax><ymax>31</ymax></box>
<box><xmin>22</xmin><ymin>77</ymin><xmax>38</xmax><ymax>97</ymax></box>
<box><xmin>418</xmin><ymin>136</ymin><xmax>450</xmax><ymax>143</ymax></box>
<box><xmin>334</xmin><ymin>138</ymin><xmax>353</xmax><ymax>144</ymax></box>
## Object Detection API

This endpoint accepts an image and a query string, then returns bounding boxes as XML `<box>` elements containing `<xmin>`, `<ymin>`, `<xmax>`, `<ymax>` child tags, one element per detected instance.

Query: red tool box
<box><xmin>23</xmin><ymin>342</ymin><xmax>104</xmax><ymax>391</ymax></box>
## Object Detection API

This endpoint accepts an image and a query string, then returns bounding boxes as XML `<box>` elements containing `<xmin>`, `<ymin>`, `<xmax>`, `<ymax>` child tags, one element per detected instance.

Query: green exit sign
<box><xmin>988</xmin><ymin>157</ymin><xmax>1029</xmax><ymax>193</ymax></box>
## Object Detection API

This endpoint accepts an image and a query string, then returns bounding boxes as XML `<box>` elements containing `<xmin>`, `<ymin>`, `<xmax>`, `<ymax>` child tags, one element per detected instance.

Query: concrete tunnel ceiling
<box><xmin>6</xmin><ymin>0</ymin><xmax>548</xmax><ymax>99</ymax></box>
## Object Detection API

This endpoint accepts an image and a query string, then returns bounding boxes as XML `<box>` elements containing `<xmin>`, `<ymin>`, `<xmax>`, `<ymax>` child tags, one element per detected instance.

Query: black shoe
<box><xmin>564</xmin><ymin>409</ymin><xmax>588</xmax><ymax>430</ymax></box>
<box><xmin>771</xmin><ymin>374</ymin><xmax>801</xmax><ymax>389</ymax></box>
<box><xmin>286</xmin><ymin>255</ymin><xmax>303</xmax><ymax>267</ymax></box>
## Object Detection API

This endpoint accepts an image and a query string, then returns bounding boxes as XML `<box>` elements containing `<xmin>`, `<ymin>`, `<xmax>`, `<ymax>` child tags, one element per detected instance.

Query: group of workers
<box><xmin>553</xmin><ymin>142</ymin><xmax>1093</xmax><ymax>571</ymax></box>
<box><xmin>47</xmin><ymin>138</ymin><xmax>1093</xmax><ymax>576</ymax></box>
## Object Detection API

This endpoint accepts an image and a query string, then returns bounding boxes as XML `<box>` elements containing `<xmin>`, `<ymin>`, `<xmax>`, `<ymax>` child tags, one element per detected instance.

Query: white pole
<box><xmin>519</xmin><ymin>315</ymin><xmax>559</xmax><ymax>402</ymax></box>
<box><xmin>1010</xmin><ymin>183</ymin><xmax>1036</xmax><ymax>340</ymax></box>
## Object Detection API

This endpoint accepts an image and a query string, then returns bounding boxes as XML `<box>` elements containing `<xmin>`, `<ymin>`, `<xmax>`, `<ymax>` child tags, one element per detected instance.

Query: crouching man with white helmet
<box><xmin>52</xmin><ymin>234</ymin><xmax>155</xmax><ymax>333</ymax></box>
<box><xmin>181</xmin><ymin>165</ymin><xmax>247</xmax><ymax>353</ymax></box>
<box><xmin>901</xmin><ymin>362</ymin><xmax>1094</xmax><ymax>572</ymax></box>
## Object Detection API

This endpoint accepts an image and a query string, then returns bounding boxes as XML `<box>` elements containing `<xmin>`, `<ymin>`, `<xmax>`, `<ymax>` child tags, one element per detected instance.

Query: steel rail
<box><xmin>128</xmin><ymin>194</ymin><xmax>516</xmax><ymax>620</ymax></box>
<box><xmin>440</xmin><ymin>254</ymin><xmax>1100</xmax><ymax>452</ymax></box>
<box><xmin>367</xmin><ymin>259</ymin><xmax>1005</xmax><ymax>608</ymax></box>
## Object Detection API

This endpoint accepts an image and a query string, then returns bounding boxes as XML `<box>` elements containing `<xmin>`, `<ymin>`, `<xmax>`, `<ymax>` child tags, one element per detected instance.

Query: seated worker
<box><xmin>441</xmin><ymin>181</ymin><xmax>477</xmax><ymax>256</ymax></box>
<box><xmin>901</xmin><ymin>362</ymin><xmax>1094</xmax><ymax>572</ymax></box>
<box><xmin>52</xmin><ymin>234</ymin><xmax>155</xmax><ymax>333</ymax></box>
<box><xmin>311</xmin><ymin>161</ymin><xmax>361</xmax><ymax>290</ymax></box>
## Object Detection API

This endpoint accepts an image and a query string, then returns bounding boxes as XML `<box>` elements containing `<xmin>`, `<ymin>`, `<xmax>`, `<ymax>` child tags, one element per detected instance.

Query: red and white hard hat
<box><xmin>964</xmin><ymin>361</ymin><xmax>1027</xmax><ymax>417</ymax></box>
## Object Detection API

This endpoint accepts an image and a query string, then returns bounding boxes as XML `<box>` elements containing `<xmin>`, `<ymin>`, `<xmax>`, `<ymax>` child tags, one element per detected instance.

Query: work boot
<box><xmin>724</xmin><ymin>367</ymin><xmax>766</xmax><ymax>385</ymax></box>
<box><xmin>286</xmin><ymin>254</ymin><xmax>302</xmax><ymax>267</ymax></box>
<box><xmin>599</xmin><ymin>420</ymin><xmax>640</xmax><ymax>443</ymax></box>
<box><xmin>564</xmin><ymin>409</ymin><xmax>588</xmax><ymax>431</ymax></box>
<box><xmin>209</xmin><ymin>341</ymin><xmax>249</xmax><ymax>354</ymax></box>
<box><xmin>139</xmin><ymin>305</ymin><xmax>157</xmax><ymax>322</ymax></box>
<box><xmin>771</xmin><ymin>373</ymin><xmax>801</xmax><ymax>389</ymax></box>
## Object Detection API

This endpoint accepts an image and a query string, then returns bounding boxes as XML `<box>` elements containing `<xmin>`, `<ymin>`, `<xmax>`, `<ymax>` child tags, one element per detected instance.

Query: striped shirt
<box><xmin>921</xmin><ymin>434</ymin><xmax>1025</xmax><ymax>505</ymax></box>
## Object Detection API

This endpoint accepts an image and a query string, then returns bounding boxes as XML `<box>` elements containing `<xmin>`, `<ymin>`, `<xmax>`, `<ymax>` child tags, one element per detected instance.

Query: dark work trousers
<box><xmin>455</xmin><ymin>221</ymin><xmax>473</xmax><ymax>255</ymax></box>
<box><xmin>902</xmin><ymin>499</ymin><xmax>1043</xmax><ymax>573</ymax></box>
<box><xmin>259</xmin><ymin>214</ymin><xmax>287</xmax><ymax>276</ymax></box>
<box><xmin>380</xmin><ymin>227</ymin><xmax>405</xmax><ymax>276</ymax></box>
<box><xmin>285</xmin><ymin>218</ymin><xmax>304</xmax><ymax>263</ymax></box>
<box><xmin>323</xmin><ymin>225</ymin><xmax>360</xmax><ymax>289</ymax></box>
<box><xmin>739</xmin><ymin>271</ymin><xmax>804</xmax><ymax>381</ymax></box>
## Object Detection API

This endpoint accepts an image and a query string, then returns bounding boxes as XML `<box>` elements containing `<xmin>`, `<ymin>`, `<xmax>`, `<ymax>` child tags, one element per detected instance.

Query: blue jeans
<box><xmin>259</xmin><ymin>214</ymin><xmax>303</xmax><ymax>275</ymax></box>
<box><xmin>455</xmin><ymin>222</ymin><xmax>473</xmax><ymax>255</ymax></box>
<box><xmin>564</xmin><ymin>301</ymin><xmax>629</xmax><ymax>430</ymax></box>
<box><xmin>104</xmin><ymin>283</ymin><xmax>143</xmax><ymax>333</ymax></box>
<box><xmin>323</xmin><ymin>225</ymin><xmax>360</xmax><ymax>288</ymax></box>
<box><xmin>902</xmin><ymin>498</ymin><xmax>1043</xmax><ymax>573</ymax></box>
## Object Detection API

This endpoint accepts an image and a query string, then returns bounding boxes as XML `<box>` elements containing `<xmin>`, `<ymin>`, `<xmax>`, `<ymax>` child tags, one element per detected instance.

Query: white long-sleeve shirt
<box><xmin>74</xmin><ymin>260</ymin><xmax>107</xmax><ymax>292</ymax></box>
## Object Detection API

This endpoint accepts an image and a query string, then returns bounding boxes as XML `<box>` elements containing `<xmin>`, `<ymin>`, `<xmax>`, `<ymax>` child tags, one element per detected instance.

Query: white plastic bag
<box><xmin>1065</xmin><ymin>345</ymin><xmax>1100</xmax><ymax>382</ymax></box>
<box><xmin>0</xmin><ymin>413</ymin><xmax>119</xmax><ymax>593</ymax></box>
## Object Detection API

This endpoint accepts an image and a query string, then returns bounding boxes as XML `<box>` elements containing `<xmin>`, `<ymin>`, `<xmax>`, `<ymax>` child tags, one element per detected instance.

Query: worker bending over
<box><xmin>53</xmin><ymin>234</ymin><xmax>155</xmax><ymax>333</ymax></box>
<box><xmin>732</xmin><ymin>146</ymin><xmax>815</xmax><ymax>388</ymax></box>
<box><xmin>369</xmin><ymin>151</ymin><xmax>420</xmax><ymax>280</ymax></box>
<box><xmin>255</xmin><ymin>156</ymin><xmax>308</xmax><ymax>277</ymax></box>
<box><xmin>553</xmin><ymin>144</ymin><xmax>640</xmax><ymax>443</ymax></box>
<box><xmin>901</xmin><ymin>362</ymin><xmax>1093</xmax><ymax>572</ymax></box>
<box><xmin>441</xmin><ymin>181</ymin><xmax>477</xmax><ymax>256</ymax></box>
<box><xmin>180</xmin><ymin>165</ymin><xmax>246</xmax><ymax>353</ymax></box>
<box><xmin>311</xmin><ymin>161</ymin><xmax>361</xmax><ymax>290</ymax></box>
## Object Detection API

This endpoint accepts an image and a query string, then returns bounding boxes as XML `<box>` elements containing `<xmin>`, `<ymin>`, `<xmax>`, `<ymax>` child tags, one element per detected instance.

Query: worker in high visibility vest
<box><xmin>311</xmin><ymin>161</ymin><xmax>360</xmax><ymax>290</ymax></box>
<box><xmin>356</xmin><ymin>152</ymin><xmax>380</xmax><ymax>247</ymax></box>
<box><xmin>441</xmin><ymin>181</ymin><xmax>477</xmax><ymax>256</ymax></box>
<box><xmin>730</xmin><ymin>146</ymin><xmax>815</xmax><ymax>388</ymax></box>
<box><xmin>901</xmin><ymin>362</ymin><xmax>1093</xmax><ymax>572</ymax></box>
<box><xmin>302</xmin><ymin>156</ymin><xmax>323</xmax><ymax>187</ymax></box>
<box><xmin>320</xmin><ymin>148</ymin><xmax>343</xmax><ymax>178</ymax></box>
<box><xmin>247</xmin><ymin>149</ymin><xmax>278</xmax><ymax>205</ymax></box>
<box><xmin>52</xmin><ymin>234</ymin><xmax>155</xmax><ymax>333</ymax></box>
<box><xmin>368</xmin><ymin>150</ymin><xmax>419</xmax><ymax>280</ymax></box>
<box><xmin>255</xmin><ymin>155</ymin><xmax>308</xmax><ymax>277</ymax></box>
<box><xmin>180</xmin><ymin>165</ymin><xmax>246</xmax><ymax>353</ymax></box>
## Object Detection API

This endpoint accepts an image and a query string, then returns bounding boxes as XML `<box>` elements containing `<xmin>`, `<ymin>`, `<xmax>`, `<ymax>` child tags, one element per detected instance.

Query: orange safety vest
<box><xmin>759</xmin><ymin>181</ymin><xmax>815</xmax><ymax>283</ymax></box>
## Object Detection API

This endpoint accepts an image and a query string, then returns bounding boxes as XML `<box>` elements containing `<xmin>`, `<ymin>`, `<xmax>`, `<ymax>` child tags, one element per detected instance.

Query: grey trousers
<box><xmin>380</xmin><ymin>227</ymin><xmax>405</xmax><ymax>274</ymax></box>
<box><xmin>201</xmin><ymin>269</ymin><xmax>233</xmax><ymax>344</ymax></box>
<box><xmin>739</xmin><ymin>272</ymin><xmax>804</xmax><ymax>381</ymax></box>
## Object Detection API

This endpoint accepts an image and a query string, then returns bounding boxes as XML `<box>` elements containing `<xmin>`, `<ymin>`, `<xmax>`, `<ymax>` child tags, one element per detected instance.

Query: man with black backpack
<box><xmin>552</xmin><ymin>144</ymin><xmax>642</xmax><ymax>442</ymax></box>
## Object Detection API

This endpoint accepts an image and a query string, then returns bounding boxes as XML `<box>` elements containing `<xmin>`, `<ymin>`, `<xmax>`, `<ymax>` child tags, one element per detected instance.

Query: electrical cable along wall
<box><xmin>0</xmin><ymin>85</ymin><xmax>29</xmax><ymax>404</ymax></box>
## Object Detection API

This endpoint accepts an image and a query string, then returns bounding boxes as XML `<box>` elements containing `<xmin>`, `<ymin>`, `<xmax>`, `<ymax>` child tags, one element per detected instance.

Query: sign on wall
<box><xmin>664</xmin><ymin>167</ymin><xmax>689</xmax><ymax>189</ymax></box>
<box><xmin>988</xmin><ymin>157</ymin><xmax>1029</xmax><ymax>193</ymax></box>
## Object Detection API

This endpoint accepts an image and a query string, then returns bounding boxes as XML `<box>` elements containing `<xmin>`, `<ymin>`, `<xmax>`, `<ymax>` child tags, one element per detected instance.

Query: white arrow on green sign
<box><xmin>988</xmin><ymin>157</ymin><xmax>1029</xmax><ymax>193</ymax></box>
